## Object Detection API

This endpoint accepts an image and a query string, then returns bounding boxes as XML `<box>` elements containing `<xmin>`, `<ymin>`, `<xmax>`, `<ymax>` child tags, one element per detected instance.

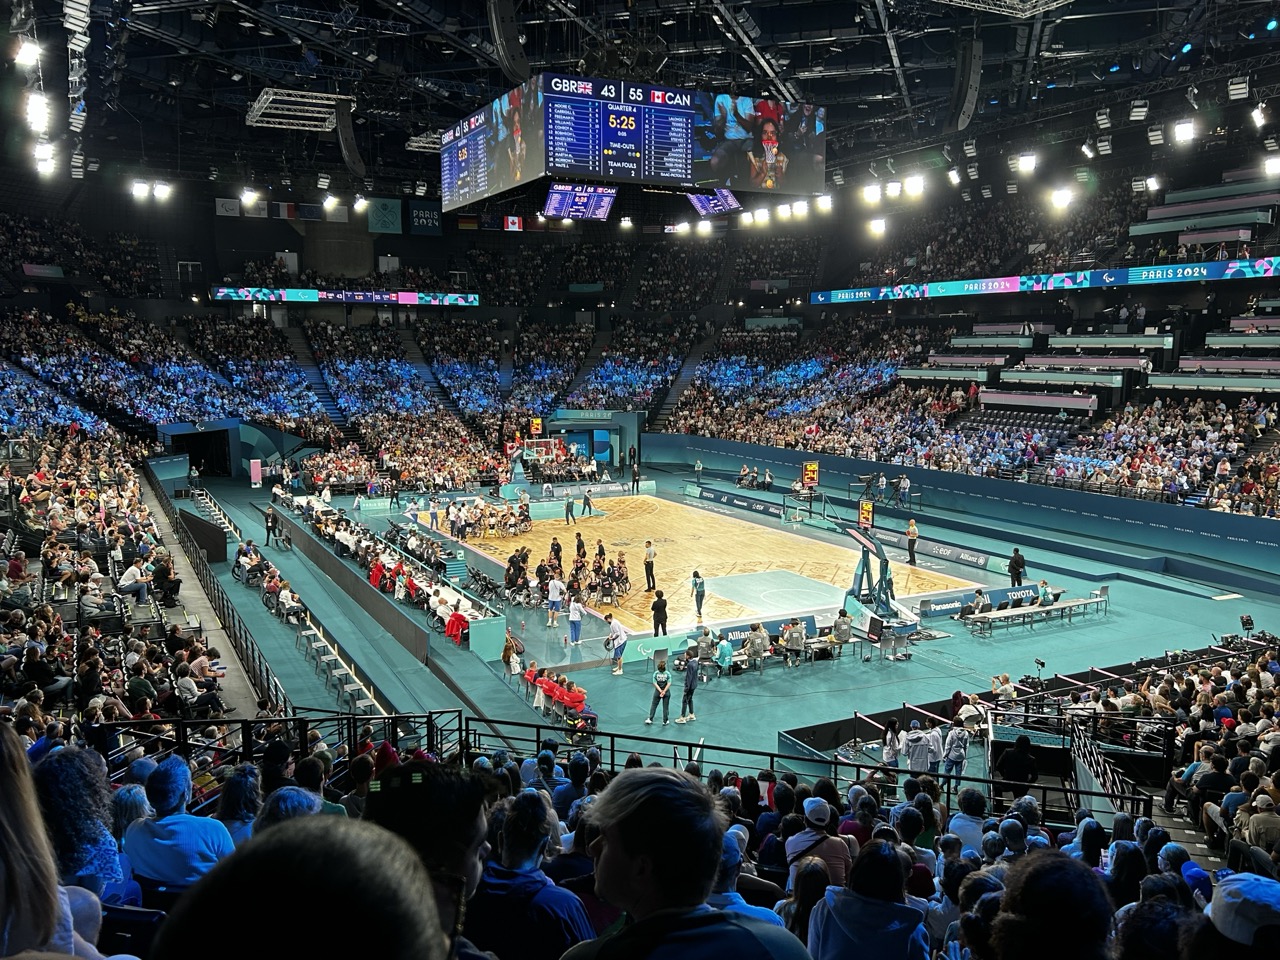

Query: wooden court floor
<box><xmin>467</xmin><ymin>496</ymin><xmax>976</xmax><ymax>633</ymax></box>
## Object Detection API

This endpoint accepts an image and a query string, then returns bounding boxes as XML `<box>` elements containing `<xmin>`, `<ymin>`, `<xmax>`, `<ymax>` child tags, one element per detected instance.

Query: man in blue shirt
<box><xmin>707</xmin><ymin>832</ymin><xmax>785</xmax><ymax>926</ymax></box>
<box><xmin>124</xmin><ymin>755</ymin><xmax>235</xmax><ymax>886</ymax></box>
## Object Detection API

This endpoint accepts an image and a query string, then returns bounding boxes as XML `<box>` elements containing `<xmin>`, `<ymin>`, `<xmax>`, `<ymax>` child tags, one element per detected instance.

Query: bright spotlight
<box><xmin>753</xmin><ymin>207</ymin><xmax>769</xmax><ymax>223</ymax></box>
<box><xmin>1271</xmin><ymin>18</ymin><xmax>1279</xmax><ymax>31</ymax></box>
<box><xmin>1018</xmin><ymin>152</ymin><xmax>1037</xmax><ymax>173</ymax></box>
<box><xmin>885</xmin><ymin>180</ymin><xmax>902</xmax><ymax>198</ymax></box>
<box><xmin>32</xmin><ymin>141</ymin><xmax>53</xmax><ymax>162</ymax></box>
<box><xmin>240</xmin><ymin>187</ymin><xmax>258</xmax><ymax>204</ymax></box>
<box><xmin>1181</xmin><ymin>42</ymin><xmax>1192</xmax><ymax>54</ymax></box>
<box><xmin>792</xmin><ymin>199</ymin><xmax>809</xmax><ymax>217</ymax></box>
<box><xmin>863</xmin><ymin>183</ymin><xmax>881</xmax><ymax>203</ymax></box>
<box><xmin>776</xmin><ymin>203</ymin><xmax>791</xmax><ymax>218</ymax></box>
<box><xmin>904</xmin><ymin>175</ymin><xmax>924</xmax><ymax>196</ymax></box>
<box><xmin>1254</xmin><ymin>103</ymin><xmax>1267</xmax><ymax>128</ymax></box>
<box><xmin>816</xmin><ymin>194</ymin><xmax>833</xmax><ymax>211</ymax></box>
<box><xmin>1051</xmin><ymin>188</ymin><xmax>1073</xmax><ymax>209</ymax></box>
<box><xmin>152</xmin><ymin>181</ymin><xmax>172</xmax><ymax>200</ymax></box>
<box><xmin>868</xmin><ymin>218</ymin><xmax>886</xmax><ymax>235</ymax></box>
<box><xmin>131</xmin><ymin>179</ymin><xmax>150</xmax><ymax>198</ymax></box>
<box><xmin>619</xmin><ymin>216</ymin><xmax>633</xmax><ymax>228</ymax></box>
<box><xmin>322</xmin><ymin>193</ymin><xmax>338</xmax><ymax>210</ymax></box>
<box><xmin>947</xmin><ymin>167</ymin><xmax>962</xmax><ymax>185</ymax></box>
<box><xmin>740</xmin><ymin>211</ymin><xmax>754</xmax><ymax>225</ymax></box>
<box><xmin>36</xmin><ymin>157</ymin><xmax>55</xmax><ymax>176</ymax></box>
<box><xmin>696</xmin><ymin>219</ymin><xmax>712</xmax><ymax>234</ymax></box>
<box><xmin>562</xmin><ymin>218</ymin><xmax>573</xmax><ymax>226</ymax></box>
<box><xmin>1266</xmin><ymin>157</ymin><xmax>1280</xmax><ymax>175</ymax></box>
<box><xmin>1081</xmin><ymin>140</ymin><xmax>1096</xmax><ymax>159</ymax></box>
<box><xmin>675</xmin><ymin>221</ymin><xmax>691</xmax><ymax>233</ymax></box>
<box><xmin>353</xmin><ymin>194</ymin><xmax>368</xmax><ymax>211</ymax></box>
<box><xmin>26</xmin><ymin>91</ymin><xmax>48</xmax><ymax>133</ymax></box>
<box><xmin>15</xmin><ymin>40</ymin><xmax>40</xmax><ymax>66</ymax></box>
<box><xmin>1174</xmin><ymin>119</ymin><xmax>1195</xmax><ymax>142</ymax></box>
<box><xmin>1146</xmin><ymin>176</ymin><xmax>1161</xmax><ymax>191</ymax></box>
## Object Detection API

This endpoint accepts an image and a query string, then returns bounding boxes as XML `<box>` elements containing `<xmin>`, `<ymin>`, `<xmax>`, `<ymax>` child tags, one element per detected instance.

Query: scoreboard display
<box><xmin>543</xmin><ymin>183</ymin><xmax>617</xmax><ymax>221</ymax></box>
<box><xmin>687</xmin><ymin>188</ymin><xmax>742</xmax><ymax>216</ymax></box>
<box><xmin>440</xmin><ymin>74</ymin><xmax>826</xmax><ymax>211</ymax></box>
<box><xmin>543</xmin><ymin>74</ymin><xmax>696</xmax><ymax>187</ymax></box>
<box><xmin>441</xmin><ymin>77</ymin><xmax>545</xmax><ymax>212</ymax></box>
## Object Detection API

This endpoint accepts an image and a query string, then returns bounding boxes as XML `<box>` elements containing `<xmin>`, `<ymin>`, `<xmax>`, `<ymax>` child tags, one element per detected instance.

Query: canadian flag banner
<box><xmin>804</xmin><ymin>424</ymin><xmax>821</xmax><ymax>436</ymax></box>
<box><xmin>504</xmin><ymin>215</ymin><xmax>523</xmax><ymax>231</ymax></box>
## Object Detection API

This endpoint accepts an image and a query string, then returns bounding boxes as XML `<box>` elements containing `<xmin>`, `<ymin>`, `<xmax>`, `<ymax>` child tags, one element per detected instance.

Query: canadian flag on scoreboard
<box><xmin>504</xmin><ymin>215</ymin><xmax>523</xmax><ymax>232</ymax></box>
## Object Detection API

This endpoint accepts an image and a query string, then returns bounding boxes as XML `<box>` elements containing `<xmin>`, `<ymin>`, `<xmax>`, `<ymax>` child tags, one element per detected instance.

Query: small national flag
<box><xmin>457</xmin><ymin>214</ymin><xmax>480</xmax><ymax>231</ymax></box>
<box><xmin>275</xmin><ymin>202</ymin><xmax>297</xmax><ymax>220</ymax></box>
<box><xmin>504</xmin><ymin>215</ymin><xmax>523</xmax><ymax>231</ymax></box>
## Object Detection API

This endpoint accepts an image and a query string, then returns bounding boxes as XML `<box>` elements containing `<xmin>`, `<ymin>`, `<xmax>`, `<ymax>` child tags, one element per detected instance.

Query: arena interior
<box><xmin>5</xmin><ymin>0</ymin><xmax>1280</xmax><ymax>956</ymax></box>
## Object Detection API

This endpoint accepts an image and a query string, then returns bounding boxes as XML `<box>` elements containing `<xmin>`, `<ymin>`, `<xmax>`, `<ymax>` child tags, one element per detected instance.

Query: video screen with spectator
<box><xmin>692</xmin><ymin>95</ymin><xmax>826</xmax><ymax>196</ymax></box>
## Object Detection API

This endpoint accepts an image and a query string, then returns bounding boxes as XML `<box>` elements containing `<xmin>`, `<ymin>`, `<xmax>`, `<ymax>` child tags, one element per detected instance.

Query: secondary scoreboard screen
<box><xmin>687</xmin><ymin>188</ymin><xmax>742</xmax><ymax>216</ymax></box>
<box><xmin>440</xmin><ymin>74</ymin><xmax>826</xmax><ymax>210</ymax></box>
<box><xmin>440</xmin><ymin>77</ymin><xmax>545</xmax><ymax>212</ymax></box>
<box><xmin>543</xmin><ymin>183</ymin><xmax>617</xmax><ymax>221</ymax></box>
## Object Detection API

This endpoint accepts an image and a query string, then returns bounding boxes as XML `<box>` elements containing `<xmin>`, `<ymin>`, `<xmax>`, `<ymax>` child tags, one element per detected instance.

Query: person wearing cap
<box><xmin>807</xmin><ymin>839</ymin><xmax>928</xmax><ymax>960</ymax></box>
<box><xmin>1191</xmin><ymin>872</ymin><xmax>1280</xmax><ymax>949</ymax></box>
<box><xmin>259</xmin><ymin>738</ymin><xmax>298</xmax><ymax>795</ymax></box>
<box><xmin>707</xmin><ymin>832</ymin><xmax>786</xmax><ymax>926</ymax></box>
<box><xmin>563</xmin><ymin>768</ymin><xmax>810</xmax><ymax>960</ymax></box>
<box><xmin>1245</xmin><ymin>792</ymin><xmax>1280</xmax><ymax>851</ymax></box>
<box><xmin>785</xmin><ymin>797</ymin><xmax>853</xmax><ymax>889</ymax></box>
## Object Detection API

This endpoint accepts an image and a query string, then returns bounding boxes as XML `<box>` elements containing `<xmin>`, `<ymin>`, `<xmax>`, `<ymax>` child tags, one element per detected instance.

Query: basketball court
<box><xmin>467</xmin><ymin>494</ymin><xmax>977</xmax><ymax>634</ymax></box>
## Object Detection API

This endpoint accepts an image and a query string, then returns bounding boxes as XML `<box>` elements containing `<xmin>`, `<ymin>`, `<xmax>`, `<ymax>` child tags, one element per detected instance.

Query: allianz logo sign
<box><xmin>959</xmin><ymin>552</ymin><xmax>986</xmax><ymax>564</ymax></box>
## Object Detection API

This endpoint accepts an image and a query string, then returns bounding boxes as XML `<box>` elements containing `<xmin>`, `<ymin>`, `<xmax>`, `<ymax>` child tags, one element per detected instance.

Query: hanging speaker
<box><xmin>946</xmin><ymin>38</ymin><xmax>983</xmax><ymax>133</ymax></box>
<box><xmin>488</xmin><ymin>0</ymin><xmax>530</xmax><ymax>84</ymax></box>
<box><xmin>335</xmin><ymin>99</ymin><xmax>366</xmax><ymax>179</ymax></box>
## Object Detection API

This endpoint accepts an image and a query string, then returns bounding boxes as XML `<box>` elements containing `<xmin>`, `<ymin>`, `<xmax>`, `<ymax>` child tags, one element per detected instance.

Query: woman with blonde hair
<box><xmin>774</xmin><ymin>855</ymin><xmax>830</xmax><ymax>947</ymax></box>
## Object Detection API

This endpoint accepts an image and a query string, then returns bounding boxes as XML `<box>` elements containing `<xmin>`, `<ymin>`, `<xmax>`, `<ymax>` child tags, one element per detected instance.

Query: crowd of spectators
<box><xmin>565</xmin><ymin>315</ymin><xmax>703</xmax><ymax>413</ymax></box>
<box><xmin>734</xmin><ymin>235</ymin><xmax>824</xmax><ymax>288</ymax></box>
<box><xmin>0</xmin><ymin>363</ymin><xmax>108</xmax><ymax>437</ymax></box>
<box><xmin>1045</xmin><ymin>395</ymin><xmax>1277</xmax><ymax>512</ymax></box>
<box><xmin>0</xmin><ymin>309</ymin><xmax>238</xmax><ymax>426</ymax></box>
<box><xmin>559</xmin><ymin>242</ymin><xmax>630</xmax><ymax>291</ymax></box>
<box><xmin>507</xmin><ymin>318</ymin><xmax>594</xmax><ymax>433</ymax></box>
<box><xmin>302</xmin><ymin>319</ymin><xmax>502</xmax><ymax>491</ymax></box>
<box><xmin>467</xmin><ymin>246</ymin><xmax>552</xmax><ymax>306</ymax></box>
<box><xmin>633</xmin><ymin>240</ymin><xmax>726</xmax><ymax>311</ymax></box>
<box><xmin>186</xmin><ymin>315</ymin><xmax>337</xmax><ymax>444</ymax></box>
<box><xmin>1028</xmin><ymin>185</ymin><xmax>1148</xmax><ymax>274</ymax></box>
<box><xmin>0</xmin><ymin>213</ymin><xmax>161</xmax><ymax>297</ymax></box>
<box><xmin>417</xmin><ymin>315</ymin><xmax>503</xmax><ymax>442</ymax></box>
<box><xmin>666</xmin><ymin>319</ymin><xmax>948</xmax><ymax>447</ymax></box>
<box><xmin>8</xmin><ymin>705</ymin><xmax>1277</xmax><ymax>960</ymax></box>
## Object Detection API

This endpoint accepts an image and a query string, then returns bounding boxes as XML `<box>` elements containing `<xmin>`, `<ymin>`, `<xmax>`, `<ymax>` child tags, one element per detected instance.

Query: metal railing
<box><xmin>460</xmin><ymin>715</ymin><xmax>1154</xmax><ymax>821</ymax></box>
<box><xmin>191</xmin><ymin>488</ymin><xmax>242</xmax><ymax>539</ymax></box>
<box><xmin>142</xmin><ymin>458</ymin><xmax>293</xmax><ymax>715</ymax></box>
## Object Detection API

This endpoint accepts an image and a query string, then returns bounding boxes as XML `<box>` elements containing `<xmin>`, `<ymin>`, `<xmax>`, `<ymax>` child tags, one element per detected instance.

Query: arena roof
<box><xmin>7</xmin><ymin>0</ymin><xmax>1280</xmax><ymax>196</ymax></box>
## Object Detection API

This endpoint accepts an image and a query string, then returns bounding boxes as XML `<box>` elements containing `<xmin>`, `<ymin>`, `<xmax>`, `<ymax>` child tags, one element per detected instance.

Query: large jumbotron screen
<box><xmin>440</xmin><ymin>74</ymin><xmax>825</xmax><ymax>211</ymax></box>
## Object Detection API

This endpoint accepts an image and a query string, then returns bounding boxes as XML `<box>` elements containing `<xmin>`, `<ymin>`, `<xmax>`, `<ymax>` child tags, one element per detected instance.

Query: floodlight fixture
<box><xmin>322</xmin><ymin>193</ymin><xmax>338</xmax><ymax>209</ymax></box>
<box><xmin>353</xmin><ymin>194</ymin><xmax>368</xmax><ymax>211</ymax></box>
<box><xmin>904</xmin><ymin>175</ymin><xmax>924</xmax><ymax>196</ymax></box>
<box><xmin>885</xmin><ymin>179</ymin><xmax>902</xmax><ymax>198</ymax></box>
<box><xmin>1147</xmin><ymin>125</ymin><xmax>1165</xmax><ymax>145</ymax></box>
<box><xmin>16</xmin><ymin>39</ymin><xmax>40</xmax><ymax>66</ymax></box>
<box><xmin>1130</xmin><ymin>99</ymin><xmax>1149</xmax><ymax>120</ymax></box>
<box><xmin>947</xmin><ymin>167</ymin><xmax>961</xmax><ymax>185</ymax></box>
<box><xmin>1266</xmin><ymin>157</ymin><xmax>1280</xmax><ymax>175</ymax></box>
<box><xmin>816</xmin><ymin>195</ymin><xmax>833</xmax><ymax>211</ymax></box>
<box><xmin>1095</xmin><ymin>108</ymin><xmax>1111</xmax><ymax>129</ymax></box>
<box><xmin>1254</xmin><ymin>103</ymin><xmax>1267</xmax><ymax>128</ymax></box>
<box><xmin>1097</xmin><ymin>136</ymin><xmax>1113</xmax><ymax>155</ymax></box>
<box><xmin>1174</xmin><ymin>119</ymin><xmax>1195</xmax><ymax>142</ymax></box>
<box><xmin>863</xmin><ymin>183</ymin><xmax>881</xmax><ymax>203</ymax></box>
<box><xmin>792</xmin><ymin>200</ymin><xmax>809</xmax><ymax>216</ymax></box>
<box><xmin>153</xmin><ymin>181</ymin><xmax>172</xmax><ymax>200</ymax></box>
<box><xmin>868</xmin><ymin>218</ymin><xmax>886</xmax><ymax>235</ymax></box>
<box><xmin>963</xmin><ymin>139</ymin><xmax>977</xmax><ymax>158</ymax></box>
<box><xmin>1081</xmin><ymin>140</ymin><xmax>1095</xmax><ymax>159</ymax></box>
<box><xmin>1230</xmin><ymin>76</ymin><xmax>1251</xmax><ymax>101</ymax></box>
<box><xmin>1051</xmin><ymin>188</ymin><xmax>1073</xmax><ymax>209</ymax></box>
<box><xmin>1018</xmin><ymin>152</ymin><xmax>1037</xmax><ymax>172</ymax></box>
<box><xmin>240</xmin><ymin>187</ymin><xmax>258</xmax><ymax>203</ymax></box>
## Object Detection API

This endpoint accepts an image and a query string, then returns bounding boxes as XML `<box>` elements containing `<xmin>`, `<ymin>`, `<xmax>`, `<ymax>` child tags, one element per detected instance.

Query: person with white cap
<box><xmin>1245</xmin><ymin>792</ymin><xmax>1280</xmax><ymax>850</ymax></box>
<box><xmin>784</xmin><ymin>797</ymin><xmax>852</xmax><ymax>889</ymax></box>
<box><xmin>1191</xmin><ymin>872</ymin><xmax>1280</xmax><ymax>950</ymax></box>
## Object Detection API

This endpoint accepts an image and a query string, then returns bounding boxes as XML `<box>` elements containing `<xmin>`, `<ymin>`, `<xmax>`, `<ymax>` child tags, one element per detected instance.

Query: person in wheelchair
<box><xmin>736</xmin><ymin>464</ymin><xmax>750</xmax><ymax>487</ymax></box>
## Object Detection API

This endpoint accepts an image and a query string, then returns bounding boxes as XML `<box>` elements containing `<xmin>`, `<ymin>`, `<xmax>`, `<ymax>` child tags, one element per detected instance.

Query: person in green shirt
<box><xmin>646</xmin><ymin>660</ymin><xmax>672</xmax><ymax>725</ymax></box>
<box><xmin>714</xmin><ymin>634</ymin><xmax>733</xmax><ymax>677</ymax></box>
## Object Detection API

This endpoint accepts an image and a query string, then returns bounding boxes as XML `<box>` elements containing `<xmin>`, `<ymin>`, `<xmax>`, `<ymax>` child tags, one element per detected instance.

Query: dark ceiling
<box><xmin>6</xmin><ymin>0</ymin><xmax>1280</xmax><ymax>199</ymax></box>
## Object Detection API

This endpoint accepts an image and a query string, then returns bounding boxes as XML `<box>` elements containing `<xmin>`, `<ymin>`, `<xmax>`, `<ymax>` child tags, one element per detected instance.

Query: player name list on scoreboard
<box><xmin>440</xmin><ymin>119</ymin><xmax>491</xmax><ymax>210</ymax></box>
<box><xmin>544</xmin><ymin>76</ymin><xmax>695</xmax><ymax>186</ymax></box>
